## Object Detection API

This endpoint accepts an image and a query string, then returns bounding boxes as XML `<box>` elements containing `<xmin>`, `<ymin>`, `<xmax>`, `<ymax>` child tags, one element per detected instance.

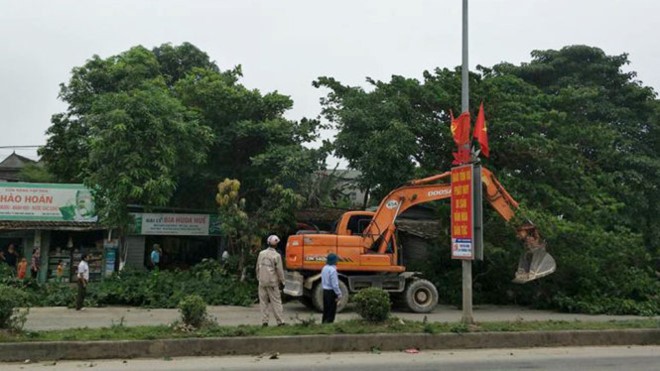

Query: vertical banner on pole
<box><xmin>451</xmin><ymin>164</ymin><xmax>475</xmax><ymax>259</ymax></box>
<box><xmin>473</xmin><ymin>165</ymin><xmax>484</xmax><ymax>260</ymax></box>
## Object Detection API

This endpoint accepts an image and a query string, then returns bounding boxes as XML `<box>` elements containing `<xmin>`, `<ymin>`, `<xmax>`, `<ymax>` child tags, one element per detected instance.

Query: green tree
<box><xmin>40</xmin><ymin>45</ymin><xmax>213</xmax><ymax>229</ymax></box>
<box><xmin>215</xmin><ymin>179</ymin><xmax>302</xmax><ymax>280</ymax></box>
<box><xmin>86</xmin><ymin>82</ymin><xmax>213</xmax><ymax>228</ymax></box>
<box><xmin>215</xmin><ymin>178</ymin><xmax>257</xmax><ymax>280</ymax></box>
<box><xmin>40</xmin><ymin>42</ymin><xmax>326</xmax><ymax>229</ymax></box>
<box><xmin>18</xmin><ymin>164</ymin><xmax>56</xmax><ymax>183</ymax></box>
<box><xmin>174</xmin><ymin>67</ymin><xmax>328</xmax><ymax>210</ymax></box>
<box><xmin>298</xmin><ymin>166</ymin><xmax>356</xmax><ymax>209</ymax></box>
<box><xmin>318</xmin><ymin>45</ymin><xmax>659</xmax><ymax>314</ymax></box>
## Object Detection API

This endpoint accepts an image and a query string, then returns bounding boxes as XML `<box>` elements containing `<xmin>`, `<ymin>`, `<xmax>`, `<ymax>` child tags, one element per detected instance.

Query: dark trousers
<box><xmin>76</xmin><ymin>280</ymin><xmax>86</xmax><ymax>310</ymax></box>
<box><xmin>322</xmin><ymin>289</ymin><xmax>337</xmax><ymax>324</ymax></box>
<box><xmin>30</xmin><ymin>269</ymin><xmax>38</xmax><ymax>279</ymax></box>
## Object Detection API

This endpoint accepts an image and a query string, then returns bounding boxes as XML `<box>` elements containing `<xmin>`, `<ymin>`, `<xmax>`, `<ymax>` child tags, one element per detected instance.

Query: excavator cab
<box><xmin>512</xmin><ymin>224</ymin><xmax>556</xmax><ymax>283</ymax></box>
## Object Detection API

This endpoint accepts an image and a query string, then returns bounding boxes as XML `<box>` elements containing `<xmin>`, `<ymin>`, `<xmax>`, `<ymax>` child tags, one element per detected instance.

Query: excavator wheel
<box><xmin>299</xmin><ymin>295</ymin><xmax>315</xmax><ymax>310</ymax></box>
<box><xmin>311</xmin><ymin>281</ymin><xmax>349</xmax><ymax>313</ymax></box>
<box><xmin>404</xmin><ymin>279</ymin><xmax>438</xmax><ymax>313</ymax></box>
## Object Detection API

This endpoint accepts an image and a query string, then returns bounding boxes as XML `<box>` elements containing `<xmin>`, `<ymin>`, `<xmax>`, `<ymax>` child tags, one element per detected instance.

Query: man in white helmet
<box><xmin>256</xmin><ymin>234</ymin><xmax>286</xmax><ymax>326</ymax></box>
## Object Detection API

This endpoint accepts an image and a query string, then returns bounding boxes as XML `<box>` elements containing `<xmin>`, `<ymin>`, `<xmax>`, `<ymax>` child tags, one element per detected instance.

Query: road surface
<box><xmin>2</xmin><ymin>346</ymin><xmax>658</xmax><ymax>370</ymax></box>
<box><xmin>24</xmin><ymin>302</ymin><xmax>649</xmax><ymax>331</ymax></box>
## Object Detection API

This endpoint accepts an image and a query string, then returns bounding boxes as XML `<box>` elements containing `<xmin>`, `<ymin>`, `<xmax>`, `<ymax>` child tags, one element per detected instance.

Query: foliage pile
<box><xmin>353</xmin><ymin>288</ymin><xmax>391</xmax><ymax>322</ymax></box>
<box><xmin>0</xmin><ymin>260</ymin><xmax>256</xmax><ymax>309</ymax></box>
<box><xmin>89</xmin><ymin>260</ymin><xmax>255</xmax><ymax>308</ymax></box>
<box><xmin>316</xmin><ymin>45</ymin><xmax>660</xmax><ymax>315</ymax></box>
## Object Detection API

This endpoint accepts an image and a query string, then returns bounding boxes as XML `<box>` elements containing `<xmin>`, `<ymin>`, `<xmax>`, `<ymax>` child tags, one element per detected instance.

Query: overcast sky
<box><xmin>1</xmin><ymin>0</ymin><xmax>658</xmax><ymax>164</ymax></box>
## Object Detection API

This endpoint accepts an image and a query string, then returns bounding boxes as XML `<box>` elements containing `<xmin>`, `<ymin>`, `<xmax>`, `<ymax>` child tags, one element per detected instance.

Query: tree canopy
<box><xmin>316</xmin><ymin>45</ymin><xmax>659</xmax><ymax>314</ymax></box>
<box><xmin>40</xmin><ymin>42</ymin><xmax>326</xmax><ymax>228</ymax></box>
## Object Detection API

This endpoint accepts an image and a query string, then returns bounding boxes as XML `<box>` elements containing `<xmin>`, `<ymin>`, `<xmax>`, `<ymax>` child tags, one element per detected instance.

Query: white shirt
<box><xmin>78</xmin><ymin>260</ymin><xmax>89</xmax><ymax>281</ymax></box>
<box><xmin>321</xmin><ymin>265</ymin><xmax>342</xmax><ymax>298</ymax></box>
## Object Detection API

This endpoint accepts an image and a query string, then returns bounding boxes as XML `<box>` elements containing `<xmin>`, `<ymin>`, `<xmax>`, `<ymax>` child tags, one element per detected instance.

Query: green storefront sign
<box><xmin>0</xmin><ymin>182</ymin><xmax>97</xmax><ymax>222</ymax></box>
<box><xmin>130</xmin><ymin>213</ymin><xmax>221</xmax><ymax>236</ymax></box>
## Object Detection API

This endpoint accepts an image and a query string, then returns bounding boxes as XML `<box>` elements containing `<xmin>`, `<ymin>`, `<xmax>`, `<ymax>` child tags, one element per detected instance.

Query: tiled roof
<box><xmin>0</xmin><ymin>153</ymin><xmax>37</xmax><ymax>169</ymax></box>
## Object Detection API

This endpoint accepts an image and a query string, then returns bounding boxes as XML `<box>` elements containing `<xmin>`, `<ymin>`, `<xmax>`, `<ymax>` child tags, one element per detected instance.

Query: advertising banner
<box><xmin>132</xmin><ymin>213</ymin><xmax>221</xmax><ymax>236</ymax></box>
<box><xmin>103</xmin><ymin>240</ymin><xmax>119</xmax><ymax>277</ymax></box>
<box><xmin>0</xmin><ymin>182</ymin><xmax>97</xmax><ymax>222</ymax></box>
<box><xmin>451</xmin><ymin>164</ymin><xmax>474</xmax><ymax>259</ymax></box>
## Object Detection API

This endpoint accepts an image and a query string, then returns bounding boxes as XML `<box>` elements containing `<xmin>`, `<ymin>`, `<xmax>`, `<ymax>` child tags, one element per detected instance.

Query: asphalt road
<box><xmin>2</xmin><ymin>346</ymin><xmax>658</xmax><ymax>370</ymax></box>
<box><xmin>24</xmin><ymin>302</ymin><xmax>648</xmax><ymax>331</ymax></box>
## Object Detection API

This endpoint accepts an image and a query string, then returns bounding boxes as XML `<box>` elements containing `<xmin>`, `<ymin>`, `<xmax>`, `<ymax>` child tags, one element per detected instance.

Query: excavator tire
<box><xmin>299</xmin><ymin>295</ymin><xmax>315</xmax><ymax>310</ymax></box>
<box><xmin>311</xmin><ymin>281</ymin><xmax>349</xmax><ymax>313</ymax></box>
<box><xmin>404</xmin><ymin>279</ymin><xmax>438</xmax><ymax>313</ymax></box>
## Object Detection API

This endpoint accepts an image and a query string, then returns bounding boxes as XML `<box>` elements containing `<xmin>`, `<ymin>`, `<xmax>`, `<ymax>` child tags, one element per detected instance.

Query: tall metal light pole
<box><xmin>460</xmin><ymin>0</ymin><xmax>474</xmax><ymax>325</ymax></box>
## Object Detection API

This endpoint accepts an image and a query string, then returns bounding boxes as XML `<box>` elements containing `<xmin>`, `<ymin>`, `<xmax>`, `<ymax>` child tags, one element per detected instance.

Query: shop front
<box><xmin>125</xmin><ymin>212</ymin><xmax>222</xmax><ymax>270</ymax></box>
<box><xmin>0</xmin><ymin>182</ymin><xmax>115</xmax><ymax>283</ymax></box>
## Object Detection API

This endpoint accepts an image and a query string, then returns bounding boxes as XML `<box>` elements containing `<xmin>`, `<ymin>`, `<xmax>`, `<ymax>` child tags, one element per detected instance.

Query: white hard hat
<box><xmin>267</xmin><ymin>235</ymin><xmax>280</xmax><ymax>245</ymax></box>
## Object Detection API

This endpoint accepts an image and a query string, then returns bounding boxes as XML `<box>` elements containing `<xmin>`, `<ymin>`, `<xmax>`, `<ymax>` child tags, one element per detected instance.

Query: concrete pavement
<box><xmin>24</xmin><ymin>302</ymin><xmax>650</xmax><ymax>331</ymax></box>
<box><xmin>3</xmin><ymin>346</ymin><xmax>659</xmax><ymax>370</ymax></box>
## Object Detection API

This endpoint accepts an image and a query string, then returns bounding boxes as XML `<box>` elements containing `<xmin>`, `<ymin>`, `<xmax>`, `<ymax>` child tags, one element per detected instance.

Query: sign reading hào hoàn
<box><xmin>0</xmin><ymin>182</ymin><xmax>97</xmax><ymax>222</ymax></box>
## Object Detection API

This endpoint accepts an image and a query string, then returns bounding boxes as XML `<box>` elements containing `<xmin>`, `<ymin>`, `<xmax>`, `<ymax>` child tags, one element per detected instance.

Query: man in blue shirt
<box><xmin>321</xmin><ymin>253</ymin><xmax>342</xmax><ymax>323</ymax></box>
<box><xmin>150</xmin><ymin>244</ymin><xmax>161</xmax><ymax>270</ymax></box>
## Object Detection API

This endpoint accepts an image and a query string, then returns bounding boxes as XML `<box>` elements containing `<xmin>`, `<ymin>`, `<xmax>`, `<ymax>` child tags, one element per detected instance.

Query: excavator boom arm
<box><xmin>361</xmin><ymin>167</ymin><xmax>556</xmax><ymax>282</ymax></box>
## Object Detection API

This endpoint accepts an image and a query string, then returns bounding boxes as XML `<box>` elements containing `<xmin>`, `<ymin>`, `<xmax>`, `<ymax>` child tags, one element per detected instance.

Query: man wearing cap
<box><xmin>321</xmin><ymin>253</ymin><xmax>342</xmax><ymax>323</ymax></box>
<box><xmin>256</xmin><ymin>235</ymin><xmax>286</xmax><ymax>326</ymax></box>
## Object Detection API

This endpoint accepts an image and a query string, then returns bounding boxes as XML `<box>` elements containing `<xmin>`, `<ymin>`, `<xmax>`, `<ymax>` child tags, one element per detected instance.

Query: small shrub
<box><xmin>0</xmin><ymin>285</ymin><xmax>30</xmax><ymax>331</ymax></box>
<box><xmin>450</xmin><ymin>322</ymin><xmax>469</xmax><ymax>333</ymax></box>
<box><xmin>353</xmin><ymin>288</ymin><xmax>391</xmax><ymax>322</ymax></box>
<box><xmin>178</xmin><ymin>294</ymin><xmax>208</xmax><ymax>328</ymax></box>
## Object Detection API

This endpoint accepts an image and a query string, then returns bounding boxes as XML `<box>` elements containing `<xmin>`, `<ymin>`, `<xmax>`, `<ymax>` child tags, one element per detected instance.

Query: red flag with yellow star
<box><xmin>450</xmin><ymin>112</ymin><xmax>471</xmax><ymax>146</ymax></box>
<box><xmin>474</xmin><ymin>102</ymin><xmax>489</xmax><ymax>157</ymax></box>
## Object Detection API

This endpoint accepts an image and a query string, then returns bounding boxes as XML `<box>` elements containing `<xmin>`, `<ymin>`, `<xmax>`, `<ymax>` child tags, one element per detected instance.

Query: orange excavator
<box><xmin>283</xmin><ymin>167</ymin><xmax>556</xmax><ymax>313</ymax></box>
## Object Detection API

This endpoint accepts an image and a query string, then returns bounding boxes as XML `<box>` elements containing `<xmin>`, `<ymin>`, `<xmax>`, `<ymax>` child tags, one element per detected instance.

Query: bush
<box><xmin>0</xmin><ymin>285</ymin><xmax>30</xmax><ymax>331</ymax></box>
<box><xmin>86</xmin><ymin>259</ymin><xmax>256</xmax><ymax>308</ymax></box>
<box><xmin>40</xmin><ymin>282</ymin><xmax>76</xmax><ymax>307</ymax></box>
<box><xmin>0</xmin><ymin>259</ymin><xmax>256</xmax><ymax>310</ymax></box>
<box><xmin>178</xmin><ymin>294</ymin><xmax>208</xmax><ymax>328</ymax></box>
<box><xmin>353</xmin><ymin>288</ymin><xmax>391</xmax><ymax>322</ymax></box>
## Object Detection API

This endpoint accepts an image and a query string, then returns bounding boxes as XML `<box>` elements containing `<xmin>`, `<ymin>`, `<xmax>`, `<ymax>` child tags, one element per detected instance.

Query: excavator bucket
<box><xmin>512</xmin><ymin>248</ymin><xmax>557</xmax><ymax>283</ymax></box>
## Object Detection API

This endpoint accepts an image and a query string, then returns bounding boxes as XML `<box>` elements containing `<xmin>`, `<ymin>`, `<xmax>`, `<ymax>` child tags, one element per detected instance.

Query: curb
<box><xmin>0</xmin><ymin>329</ymin><xmax>658</xmax><ymax>362</ymax></box>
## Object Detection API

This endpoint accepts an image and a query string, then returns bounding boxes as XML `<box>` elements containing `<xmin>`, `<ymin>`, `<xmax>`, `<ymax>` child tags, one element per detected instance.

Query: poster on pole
<box><xmin>103</xmin><ymin>240</ymin><xmax>119</xmax><ymax>277</ymax></box>
<box><xmin>451</xmin><ymin>164</ymin><xmax>474</xmax><ymax>259</ymax></box>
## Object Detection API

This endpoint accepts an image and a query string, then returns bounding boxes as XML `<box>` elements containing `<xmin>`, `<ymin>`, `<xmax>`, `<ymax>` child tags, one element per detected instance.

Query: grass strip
<box><xmin>0</xmin><ymin>318</ymin><xmax>657</xmax><ymax>343</ymax></box>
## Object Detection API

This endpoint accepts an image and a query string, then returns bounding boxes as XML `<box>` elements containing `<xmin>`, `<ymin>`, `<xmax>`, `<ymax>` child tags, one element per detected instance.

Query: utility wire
<box><xmin>0</xmin><ymin>145</ymin><xmax>42</xmax><ymax>149</ymax></box>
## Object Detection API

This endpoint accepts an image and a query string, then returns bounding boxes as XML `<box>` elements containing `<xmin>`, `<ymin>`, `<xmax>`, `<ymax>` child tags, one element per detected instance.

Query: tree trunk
<box><xmin>362</xmin><ymin>184</ymin><xmax>371</xmax><ymax>210</ymax></box>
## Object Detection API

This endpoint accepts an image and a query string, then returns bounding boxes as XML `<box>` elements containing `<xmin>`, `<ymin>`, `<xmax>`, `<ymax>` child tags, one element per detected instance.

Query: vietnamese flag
<box><xmin>474</xmin><ymin>102</ymin><xmax>489</xmax><ymax>157</ymax></box>
<box><xmin>450</xmin><ymin>111</ymin><xmax>471</xmax><ymax>146</ymax></box>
